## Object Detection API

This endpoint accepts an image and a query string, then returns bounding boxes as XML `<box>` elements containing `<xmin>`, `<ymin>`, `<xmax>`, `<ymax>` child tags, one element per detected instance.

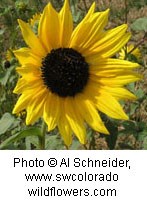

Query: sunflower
<box><xmin>4</xmin><ymin>48</ymin><xmax>15</xmax><ymax>69</ymax></box>
<box><xmin>6</xmin><ymin>48</ymin><xmax>14</xmax><ymax>61</ymax></box>
<box><xmin>119</xmin><ymin>44</ymin><xmax>141</xmax><ymax>62</ymax></box>
<box><xmin>13</xmin><ymin>0</ymin><xmax>141</xmax><ymax>147</ymax></box>
<box><xmin>29</xmin><ymin>13</ymin><xmax>41</xmax><ymax>27</ymax></box>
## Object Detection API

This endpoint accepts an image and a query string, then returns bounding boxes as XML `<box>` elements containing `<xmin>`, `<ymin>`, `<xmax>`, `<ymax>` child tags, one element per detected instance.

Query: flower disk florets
<box><xmin>41</xmin><ymin>48</ymin><xmax>89</xmax><ymax>97</ymax></box>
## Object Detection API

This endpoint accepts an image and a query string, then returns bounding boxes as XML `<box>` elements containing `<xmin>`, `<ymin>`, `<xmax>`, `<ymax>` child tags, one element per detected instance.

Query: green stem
<box><xmin>39</xmin><ymin>120</ymin><xmax>46</xmax><ymax>150</ymax></box>
<box><xmin>65</xmin><ymin>145</ymin><xmax>69</xmax><ymax>150</ymax></box>
<box><xmin>89</xmin><ymin>130</ymin><xmax>96</xmax><ymax>150</ymax></box>
<box><xmin>83</xmin><ymin>144</ymin><xmax>88</xmax><ymax>150</ymax></box>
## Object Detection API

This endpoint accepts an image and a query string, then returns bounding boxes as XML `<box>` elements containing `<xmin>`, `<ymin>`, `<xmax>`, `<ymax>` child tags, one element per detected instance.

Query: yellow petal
<box><xmin>100</xmin><ymin>86</ymin><xmax>137</xmax><ymax>100</ymax></box>
<box><xmin>59</xmin><ymin>0</ymin><xmax>73</xmax><ymax>47</ymax></box>
<box><xmin>13</xmin><ymin>76</ymin><xmax>44</xmax><ymax>95</ymax></box>
<box><xmin>131</xmin><ymin>46</ymin><xmax>141</xmax><ymax>59</ymax></box>
<box><xmin>119</xmin><ymin>44</ymin><xmax>141</xmax><ymax>60</ymax></box>
<box><xmin>101</xmin><ymin>33</ymin><xmax>131</xmax><ymax>58</ymax></box>
<box><xmin>12</xmin><ymin>93</ymin><xmax>32</xmax><ymax>114</ymax></box>
<box><xmin>95</xmin><ymin>90</ymin><xmax>129</xmax><ymax>120</ymax></box>
<box><xmin>70</xmin><ymin>9</ymin><xmax>109</xmax><ymax>50</ymax></box>
<box><xmin>13</xmin><ymin>78</ymin><xmax>26</xmax><ymax>94</ymax></box>
<box><xmin>14</xmin><ymin>48</ymin><xmax>41</xmax><ymax>66</ymax></box>
<box><xmin>119</xmin><ymin>48</ymin><xmax>126</xmax><ymax>60</ymax></box>
<box><xmin>88</xmin><ymin>57</ymin><xmax>139</xmax><ymax>68</ymax></box>
<box><xmin>69</xmin><ymin>21</ymin><xmax>90</xmax><ymax>51</ymax></box>
<box><xmin>16</xmin><ymin>64</ymin><xmax>41</xmax><ymax>78</ymax></box>
<box><xmin>85</xmin><ymin>24</ymin><xmax>130</xmax><ymax>58</ymax></box>
<box><xmin>38</xmin><ymin>5</ymin><xmax>51</xmax><ymax>52</ymax></box>
<box><xmin>90</xmin><ymin>72</ymin><xmax>142</xmax><ymax>86</ymax></box>
<box><xmin>58</xmin><ymin>113</ymin><xmax>73</xmax><ymax>147</ymax></box>
<box><xmin>38</xmin><ymin>3</ymin><xmax>60</xmax><ymax>50</ymax></box>
<box><xmin>43</xmin><ymin>93</ymin><xmax>61</xmax><ymax>131</ymax></box>
<box><xmin>26</xmin><ymin>89</ymin><xmax>47</xmax><ymax>124</ymax></box>
<box><xmin>83</xmin><ymin>79</ymin><xmax>100</xmax><ymax>100</ymax></box>
<box><xmin>75</xmin><ymin>94</ymin><xmax>109</xmax><ymax>134</ymax></box>
<box><xmin>18</xmin><ymin>19</ymin><xmax>46</xmax><ymax>56</ymax></box>
<box><xmin>89</xmin><ymin>58</ymin><xmax>139</xmax><ymax>77</ymax></box>
<box><xmin>65</xmin><ymin>97</ymin><xmax>86</xmax><ymax>144</ymax></box>
<box><xmin>69</xmin><ymin>2</ymin><xmax>96</xmax><ymax>47</ymax></box>
<box><xmin>15</xmin><ymin>65</ymin><xmax>43</xmax><ymax>88</ymax></box>
<box><xmin>77</xmin><ymin>9</ymin><xmax>110</xmax><ymax>49</ymax></box>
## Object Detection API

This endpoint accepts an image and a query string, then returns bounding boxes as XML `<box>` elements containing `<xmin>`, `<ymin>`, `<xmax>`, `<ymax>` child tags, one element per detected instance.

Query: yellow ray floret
<box><xmin>119</xmin><ymin>44</ymin><xmax>142</xmax><ymax>61</ymax></box>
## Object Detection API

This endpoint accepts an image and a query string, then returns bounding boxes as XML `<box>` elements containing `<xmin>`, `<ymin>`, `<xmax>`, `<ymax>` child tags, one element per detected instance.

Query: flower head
<box><xmin>13</xmin><ymin>0</ymin><xmax>141</xmax><ymax>146</ymax></box>
<box><xmin>119</xmin><ymin>44</ymin><xmax>141</xmax><ymax>62</ymax></box>
<box><xmin>4</xmin><ymin>48</ymin><xmax>15</xmax><ymax>68</ymax></box>
<box><xmin>6</xmin><ymin>49</ymin><xmax>14</xmax><ymax>61</ymax></box>
<box><xmin>28</xmin><ymin>13</ymin><xmax>41</xmax><ymax>27</ymax></box>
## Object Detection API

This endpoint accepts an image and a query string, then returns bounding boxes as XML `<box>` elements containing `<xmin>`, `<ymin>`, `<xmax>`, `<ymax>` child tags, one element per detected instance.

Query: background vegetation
<box><xmin>0</xmin><ymin>0</ymin><xmax>147</xmax><ymax>150</ymax></box>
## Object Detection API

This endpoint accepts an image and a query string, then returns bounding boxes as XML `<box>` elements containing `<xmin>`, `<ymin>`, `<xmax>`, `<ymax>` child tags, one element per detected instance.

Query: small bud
<box><xmin>4</xmin><ymin>60</ymin><xmax>11</xmax><ymax>69</ymax></box>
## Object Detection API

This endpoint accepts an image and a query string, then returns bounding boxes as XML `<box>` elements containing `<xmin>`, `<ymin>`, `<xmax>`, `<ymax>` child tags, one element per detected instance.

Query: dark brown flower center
<box><xmin>41</xmin><ymin>48</ymin><xmax>89</xmax><ymax>97</ymax></box>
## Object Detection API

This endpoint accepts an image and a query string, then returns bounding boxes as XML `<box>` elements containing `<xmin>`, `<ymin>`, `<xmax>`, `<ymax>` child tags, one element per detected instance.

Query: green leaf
<box><xmin>0</xmin><ymin>113</ymin><xmax>16</xmax><ymax>135</ymax></box>
<box><xmin>134</xmin><ymin>88</ymin><xmax>145</xmax><ymax>99</ymax></box>
<box><xmin>45</xmin><ymin>134</ymin><xmax>64</xmax><ymax>150</ymax></box>
<box><xmin>119</xmin><ymin>121</ymin><xmax>137</xmax><ymax>136</ymax></box>
<box><xmin>25</xmin><ymin>136</ymin><xmax>39</xmax><ymax>150</ymax></box>
<box><xmin>131</xmin><ymin>17</ymin><xmax>147</xmax><ymax>32</ymax></box>
<box><xmin>100</xmin><ymin>115</ymin><xmax>118</xmax><ymax>150</ymax></box>
<box><xmin>0</xmin><ymin>28</ymin><xmax>5</xmax><ymax>35</ymax></box>
<box><xmin>126</xmin><ymin>53</ymin><xmax>138</xmax><ymax>63</ymax></box>
<box><xmin>0</xmin><ymin>127</ymin><xmax>41</xmax><ymax>149</ymax></box>
<box><xmin>138</xmin><ymin>130</ymin><xmax>147</xmax><ymax>140</ymax></box>
<box><xmin>104</xmin><ymin>121</ymin><xmax>118</xmax><ymax>150</ymax></box>
<box><xmin>129</xmin><ymin>103</ymin><xmax>138</xmax><ymax>115</ymax></box>
<box><xmin>142</xmin><ymin>136</ymin><xmax>147</xmax><ymax>150</ymax></box>
<box><xmin>73</xmin><ymin>11</ymin><xmax>83</xmax><ymax>23</ymax></box>
<box><xmin>0</xmin><ymin>65</ymin><xmax>15</xmax><ymax>86</ymax></box>
<box><xmin>70</xmin><ymin>139</ymin><xmax>80</xmax><ymax>150</ymax></box>
<box><xmin>127</xmin><ymin>83</ymin><xmax>135</xmax><ymax>92</ymax></box>
<box><xmin>70</xmin><ymin>0</ymin><xmax>84</xmax><ymax>23</ymax></box>
<box><xmin>137</xmin><ymin>122</ymin><xmax>147</xmax><ymax>132</ymax></box>
<box><xmin>138</xmin><ymin>129</ymin><xmax>147</xmax><ymax>150</ymax></box>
